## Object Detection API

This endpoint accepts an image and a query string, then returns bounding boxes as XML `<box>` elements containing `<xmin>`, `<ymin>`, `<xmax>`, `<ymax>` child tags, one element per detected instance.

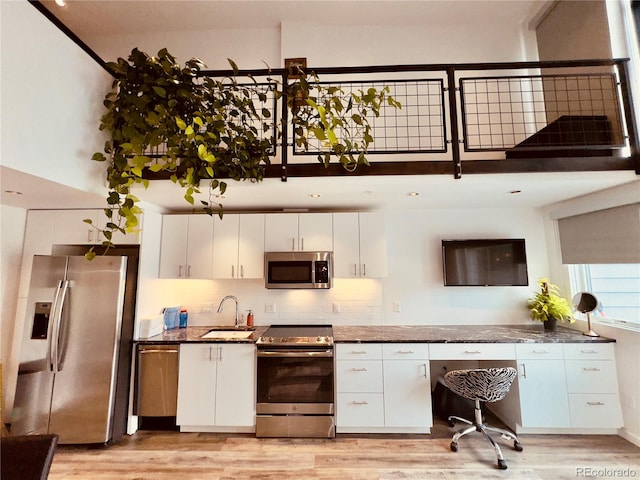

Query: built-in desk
<box><xmin>333</xmin><ymin>324</ymin><xmax>621</xmax><ymax>435</ymax></box>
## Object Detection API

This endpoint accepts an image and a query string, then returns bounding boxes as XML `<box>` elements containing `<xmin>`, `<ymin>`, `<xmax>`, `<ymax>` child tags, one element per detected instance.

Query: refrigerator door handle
<box><xmin>50</xmin><ymin>280</ymin><xmax>70</xmax><ymax>373</ymax></box>
<box><xmin>47</xmin><ymin>280</ymin><xmax>64</xmax><ymax>371</ymax></box>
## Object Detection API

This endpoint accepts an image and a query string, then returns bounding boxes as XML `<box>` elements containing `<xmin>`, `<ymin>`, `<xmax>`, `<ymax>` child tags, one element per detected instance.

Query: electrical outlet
<box><xmin>265</xmin><ymin>303</ymin><xmax>276</xmax><ymax>313</ymax></box>
<box><xmin>393</xmin><ymin>301</ymin><xmax>401</xmax><ymax>312</ymax></box>
<box><xmin>333</xmin><ymin>302</ymin><xmax>341</xmax><ymax>313</ymax></box>
<box><xmin>200</xmin><ymin>303</ymin><xmax>213</xmax><ymax>313</ymax></box>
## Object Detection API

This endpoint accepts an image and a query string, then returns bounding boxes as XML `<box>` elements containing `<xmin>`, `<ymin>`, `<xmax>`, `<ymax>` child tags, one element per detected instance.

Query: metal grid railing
<box><xmin>291</xmin><ymin>78</ymin><xmax>447</xmax><ymax>155</ymax></box>
<box><xmin>459</xmin><ymin>73</ymin><xmax>623</xmax><ymax>152</ymax></box>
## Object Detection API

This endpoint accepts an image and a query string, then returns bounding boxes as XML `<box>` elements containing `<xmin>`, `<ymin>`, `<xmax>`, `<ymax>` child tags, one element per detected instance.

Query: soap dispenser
<box><xmin>246</xmin><ymin>310</ymin><xmax>254</xmax><ymax>327</ymax></box>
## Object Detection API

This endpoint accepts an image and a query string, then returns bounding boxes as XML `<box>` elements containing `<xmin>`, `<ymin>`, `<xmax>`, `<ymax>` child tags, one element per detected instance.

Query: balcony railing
<box><xmin>145</xmin><ymin>58</ymin><xmax>639</xmax><ymax>181</ymax></box>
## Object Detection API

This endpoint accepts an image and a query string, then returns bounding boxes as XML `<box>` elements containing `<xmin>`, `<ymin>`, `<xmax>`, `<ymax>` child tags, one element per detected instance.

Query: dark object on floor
<box><xmin>432</xmin><ymin>376</ymin><xmax>476</xmax><ymax>422</ymax></box>
<box><xmin>1</xmin><ymin>433</ymin><xmax>58</xmax><ymax>480</ymax></box>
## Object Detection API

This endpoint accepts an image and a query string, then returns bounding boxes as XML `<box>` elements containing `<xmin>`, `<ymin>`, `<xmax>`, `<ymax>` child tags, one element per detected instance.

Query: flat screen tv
<box><xmin>442</xmin><ymin>239</ymin><xmax>529</xmax><ymax>286</ymax></box>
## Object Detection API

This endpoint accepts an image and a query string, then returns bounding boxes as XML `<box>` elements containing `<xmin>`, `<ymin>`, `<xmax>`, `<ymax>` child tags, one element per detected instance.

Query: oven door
<box><xmin>256</xmin><ymin>348</ymin><xmax>334</xmax><ymax>415</ymax></box>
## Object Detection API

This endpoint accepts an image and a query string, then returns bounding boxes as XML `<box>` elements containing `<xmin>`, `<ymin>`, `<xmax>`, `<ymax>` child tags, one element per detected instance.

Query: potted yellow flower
<box><xmin>526</xmin><ymin>278</ymin><xmax>574</xmax><ymax>331</ymax></box>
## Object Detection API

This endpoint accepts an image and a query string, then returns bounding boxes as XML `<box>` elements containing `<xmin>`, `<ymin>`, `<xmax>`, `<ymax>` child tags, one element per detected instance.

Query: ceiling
<box><xmin>4</xmin><ymin>0</ymin><xmax>638</xmax><ymax>213</ymax></box>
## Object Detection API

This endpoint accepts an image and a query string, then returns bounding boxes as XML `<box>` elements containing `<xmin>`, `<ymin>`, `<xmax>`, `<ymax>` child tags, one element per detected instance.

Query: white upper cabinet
<box><xmin>52</xmin><ymin>209</ymin><xmax>140</xmax><ymax>245</ymax></box>
<box><xmin>159</xmin><ymin>215</ymin><xmax>213</xmax><ymax>279</ymax></box>
<box><xmin>264</xmin><ymin>213</ymin><xmax>332</xmax><ymax>252</ymax></box>
<box><xmin>333</xmin><ymin>212</ymin><xmax>387</xmax><ymax>278</ymax></box>
<box><xmin>212</xmin><ymin>214</ymin><xmax>265</xmax><ymax>279</ymax></box>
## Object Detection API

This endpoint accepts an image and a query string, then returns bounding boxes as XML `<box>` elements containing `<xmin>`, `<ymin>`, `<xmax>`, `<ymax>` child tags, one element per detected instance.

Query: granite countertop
<box><xmin>137</xmin><ymin>325</ymin><xmax>268</xmax><ymax>344</ymax></box>
<box><xmin>332</xmin><ymin>324</ymin><xmax>615</xmax><ymax>344</ymax></box>
<box><xmin>136</xmin><ymin>324</ymin><xmax>614</xmax><ymax>344</ymax></box>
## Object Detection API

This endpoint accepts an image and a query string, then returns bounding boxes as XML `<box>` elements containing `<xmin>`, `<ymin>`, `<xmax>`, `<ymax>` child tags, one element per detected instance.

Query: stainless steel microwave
<box><xmin>264</xmin><ymin>251</ymin><xmax>333</xmax><ymax>289</ymax></box>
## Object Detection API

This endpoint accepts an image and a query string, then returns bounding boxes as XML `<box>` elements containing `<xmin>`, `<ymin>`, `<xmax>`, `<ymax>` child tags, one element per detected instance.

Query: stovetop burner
<box><xmin>256</xmin><ymin>324</ymin><xmax>333</xmax><ymax>347</ymax></box>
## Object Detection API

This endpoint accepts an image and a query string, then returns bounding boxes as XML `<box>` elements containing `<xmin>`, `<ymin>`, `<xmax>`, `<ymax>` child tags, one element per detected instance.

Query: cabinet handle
<box><xmin>219</xmin><ymin>347</ymin><xmax>223</xmax><ymax>362</ymax></box>
<box><xmin>351</xmin><ymin>350</ymin><xmax>367</xmax><ymax>355</ymax></box>
<box><xmin>422</xmin><ymin>363</ymin><xmax>428</xmax><ymax>378</ymax></box>
<box><xmin>587</xmin><ymin>401</ymin><xmax>605</xmax><ymax>406</ymax></box>
<box><xmin>464</xmin><ymin>350</ymin><xmax>481</xmax><ymax>354</ymax></box>
<box><xmin>353</xmin><ymin>264</ymin><xmax>358</xmax><ymax>276</ymax></box>
<box><xmin>397</xmin><ymin>350</ymin><xmax>414</xmax><ymax>354</ymax></box>
<box><xmin>520</xmin><ymin>363</ymin><xmax>527</xmax><ymax>379</ymax></box>
<box><xmin>87</xmin><ymin>229</ymin><xmax>93</xmax><ymax>243</ymax></box>
<box><xmin>178</xmin><ymin>265</ymin><xmax>183</xmax><ymax>278</ymax></box>
<box><xmin>352</xmin><ymin>367</ymin><xmax>368</xmax><ymax>372</ymax></box>
<box><xmin>362</xmin><ymin>264</ymin><xmax>366</xmax><ymax>276</ymax></box>
<box><xmin>581</xmin><ymin>350</ymin><xmax>598</xmax><ymax>354</ymax></box>
<box><xmin>301</xmin><ymin>238</ymin><xmax>304</xmax><ymax>251</ymax></box>
<box><xmin>240</xmin><ymin>265</ymin><xmax>244</xmax><ymax>278</ymax></box>
<box><xmin>291</xmin><ymin>238</ymin><xmax>296</xmax><ymax>251</ymax></box>
<box><xmin>352</xmin><ymin>401</ymin><xmax>369</xmax><ymax>405</ymax></box>
<box><xmin>583</xmin><ymin>367</ymin><xmax>601</xmax><ymax>372</ymax></box>
<box><xmin>231</xmin><ymin>265</ymin><xmax>235</xmax><ymax>278</ymax></box>
<box><xmin>532</xmin><ymin>350</ymin><xmax>549</xmax><ymax>354</ymax></box>
<box><xmin>209</xmin><ymin>347</ymin><xmax>213</xmax><ymax>361</ymax></box>
<box><xmin>187</xmin><ymin>265</ymin><xmax>191</xmax><ymax>278</ymax></box>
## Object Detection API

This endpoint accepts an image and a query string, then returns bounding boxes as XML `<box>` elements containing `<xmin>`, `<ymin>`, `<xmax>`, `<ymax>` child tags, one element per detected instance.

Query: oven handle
<box><xmin>257</xmin><ymin>349</ymin><xmax>334</xmax><ymax>358</ymax></box>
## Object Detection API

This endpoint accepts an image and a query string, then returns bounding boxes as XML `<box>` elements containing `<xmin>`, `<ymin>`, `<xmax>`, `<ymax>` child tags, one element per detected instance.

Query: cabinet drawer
<box><xmin>515</xmin><ymin>343</ymin><xmax>564</xmax><ymax>360</ymax></box>
<box><xmin>336</xmin><ymin>361</ymin><xmax>383</xmax><ymax>392</ymax></box>
<box><xmin>565</xmin><ymin>360</ymin><xmax>619</xmax><ymax>394</ymax></box>
<box><xmin>568</xmin><ymin>394</ymin><xmax>623</xmax><ymax>428</ymax></box>
<box><xmin>429</xmin><ymin>343</ymin><xmax>515</xmax><ymax>360</ymax></box>
<box><xmin>336</xmin><ymin>393</ymin><xmax>385</xmax><ymax>427</ymax></box>
<box><xmin>336</xmin><ymin>343</ymin><xmax>383</xmax><ymax>360</ymax></box>
<box><xmin>563</xmin><ymin>343</ymin><xmax>615</xmax><ymax>360</ymax></box>
<box><xmin>382</xmin><ymin>343</ymin><xmax>429</xmax><ymax>360</ymax></box>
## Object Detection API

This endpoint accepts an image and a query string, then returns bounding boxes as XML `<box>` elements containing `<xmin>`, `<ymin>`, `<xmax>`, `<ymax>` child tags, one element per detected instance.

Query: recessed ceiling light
<box><xmin>309</xmin><ymin>193</ymin><xmax>321</xmax><ymax>198</ymax></box>
<box><xmin>407</xmin><ymin>192</ymin><xmax>420</xmax><ymax>197</ymax></box>
<box><xmin>55</xmin><ymin>0</ymin><xmax>66</xmax><ymax>7</ymax></box>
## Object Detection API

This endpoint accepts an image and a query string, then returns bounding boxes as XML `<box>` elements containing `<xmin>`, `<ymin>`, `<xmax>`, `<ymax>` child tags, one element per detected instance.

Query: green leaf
<box><xmin>92</xmin><ymin>152</ymin><xmax>106</xmax><ymax>162</ymax></box>
<box><xmin>83</xmin><ymin>218</ymin><xmax>93</xmax><ymax>225</ymax></box>
<box><xmin>175</xmin><ymin>117</ymin><xmax>187</xmax><ymax>130</ymax></box>
<box><xmin>152</xmin><ymin>86</ymin><xmax>166</xmax><ymax>97</ymax></box>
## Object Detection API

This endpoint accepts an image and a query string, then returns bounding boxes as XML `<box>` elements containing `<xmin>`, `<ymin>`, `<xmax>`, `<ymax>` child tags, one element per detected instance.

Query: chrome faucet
<box><xmin>217</xmin><ymin>295</ymin><xmax>240</xmax><ymax>326</ymax></box>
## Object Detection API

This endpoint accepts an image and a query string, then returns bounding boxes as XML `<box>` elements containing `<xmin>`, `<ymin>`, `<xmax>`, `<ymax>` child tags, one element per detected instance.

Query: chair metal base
<box><xmin>448</xmin><ymin>400</ymin><xmax>522</xmax><ymax>470</ymax></box>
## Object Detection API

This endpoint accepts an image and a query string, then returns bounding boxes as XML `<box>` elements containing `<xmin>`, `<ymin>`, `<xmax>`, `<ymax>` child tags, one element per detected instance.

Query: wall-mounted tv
<box><xmin>442</xmin><ymin>239</ymin><xmax>529</xmax><ymax>287</ymax></box>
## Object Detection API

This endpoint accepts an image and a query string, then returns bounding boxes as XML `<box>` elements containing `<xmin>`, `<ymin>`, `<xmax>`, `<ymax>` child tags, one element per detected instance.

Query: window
<box><xmin>569</xmin><ymin>263</ymin><xmax>640</xmax><ymax>328</ymax></box>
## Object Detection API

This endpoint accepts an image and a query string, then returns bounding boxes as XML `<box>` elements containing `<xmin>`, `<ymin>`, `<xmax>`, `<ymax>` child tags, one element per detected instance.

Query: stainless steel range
<box><xmin>256</xmin><ymin>325</ymin><xmax>335</xmax><ymax>438</ymax></box>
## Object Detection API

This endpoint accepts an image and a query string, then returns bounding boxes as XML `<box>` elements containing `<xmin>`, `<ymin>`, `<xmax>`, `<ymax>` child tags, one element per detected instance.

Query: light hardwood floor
<box><xmin>48</xmin><ymin>420</ymin><xmax>640</xmax><ymax>480</ymax></box>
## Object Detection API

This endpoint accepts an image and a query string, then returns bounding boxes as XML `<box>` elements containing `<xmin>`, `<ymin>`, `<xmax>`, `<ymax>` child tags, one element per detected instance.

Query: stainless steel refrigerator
<box><xmin>12</xmin><ymin>252</ymin><xmax>136</xmax><ymax>444</ymax></box>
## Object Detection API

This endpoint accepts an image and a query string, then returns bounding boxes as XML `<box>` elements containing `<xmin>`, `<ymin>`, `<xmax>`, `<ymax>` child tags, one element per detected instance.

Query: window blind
<box><xmin>557</xmin><ymin>203</ymin><xmax>640</xmax><ymax>264</ymax></box>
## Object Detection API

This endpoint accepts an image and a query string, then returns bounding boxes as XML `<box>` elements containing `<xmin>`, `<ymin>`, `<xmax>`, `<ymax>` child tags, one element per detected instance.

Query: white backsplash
<box><xmin>145</xmin><ymin>277</ymin><xmax>384</xmax><ymax>328</ymax></box>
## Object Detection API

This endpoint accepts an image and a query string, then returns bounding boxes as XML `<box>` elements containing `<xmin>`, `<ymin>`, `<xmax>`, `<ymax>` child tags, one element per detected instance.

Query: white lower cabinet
<box><xmin>515</xmin><ymin>344</ymin><xmax>570</xmax><ymax>428</ymax></box>
<box><xmin>563</xmin><ymin>343</ymin><xmax>622</xmax><ymax>429</ymax></box>
<box><xmin>336</xmin><ymin>343</ymin><xmax>431</xmax><ymax>433</ymax></box>
<box><xmin>177</xmin><ymin>343</ymin><xmax>255</xmax><ymax>431</ymax></box>
<box><xmin>514</xmin><ymin>342</ymin><xmax>622</xmax><ymax>432</ymax></box>
<box><xmin>382</xmin><ymin>344</ymin><xmax>431</xmax><ymax>429</ymax></box>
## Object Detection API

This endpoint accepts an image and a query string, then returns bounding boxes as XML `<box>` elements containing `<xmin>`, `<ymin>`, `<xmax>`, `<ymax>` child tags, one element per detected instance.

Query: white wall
<box><xmin>89</xmin><ymin>13</ymin><xmax>538</xmax><ymax>69</ymax></box>
<box><xmin>0</xmin><ymin>205</ymin><xmax>27</xmax><ymax>413</ymax></box>
<box><xmin>0</xmin><ymin>1</ymin><xmax>112</xmax><ymax>195</ymax></box>
<box><xmin>135</xmin><ymin>208</ymin><xmax>548</xmax><ymax>328</ymax></box>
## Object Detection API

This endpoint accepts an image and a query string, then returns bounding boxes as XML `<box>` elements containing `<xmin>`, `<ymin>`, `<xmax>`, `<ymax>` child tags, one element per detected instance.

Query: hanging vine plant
<box><xmin>87</xmin><ymin>48</ymin><xmax>400</xmax><ymax>259</ymax></box>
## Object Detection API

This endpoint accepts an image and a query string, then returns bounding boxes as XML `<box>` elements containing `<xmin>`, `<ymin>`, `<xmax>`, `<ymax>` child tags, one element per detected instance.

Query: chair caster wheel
<box><xmin>450</xmin><ymin>442</ymin><xmax>458</xmax><ymax>452</ymax></box>
<box><xmin>514</xmin><ymin>441</ymin><xmax>523</xmax><ymax>452</ymax></box>
<box><xmin>498</xmin><ymin>459</ymin><xmax>508</xmax><ymax>470</ymax></box>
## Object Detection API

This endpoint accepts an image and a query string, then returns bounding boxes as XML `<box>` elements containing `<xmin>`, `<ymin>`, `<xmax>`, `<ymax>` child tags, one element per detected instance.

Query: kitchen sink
<box><xmin>201</xmin><ymin>328</ymin><xmax>255</xmax><ymax>340</ymax></box>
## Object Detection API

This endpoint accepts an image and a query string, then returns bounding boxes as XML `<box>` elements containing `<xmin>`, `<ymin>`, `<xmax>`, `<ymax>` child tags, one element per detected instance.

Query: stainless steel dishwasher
<box><xmin>135</xmin><ymin>344</ymin><xmax>179</xmax><ymax>417</ymax></box>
